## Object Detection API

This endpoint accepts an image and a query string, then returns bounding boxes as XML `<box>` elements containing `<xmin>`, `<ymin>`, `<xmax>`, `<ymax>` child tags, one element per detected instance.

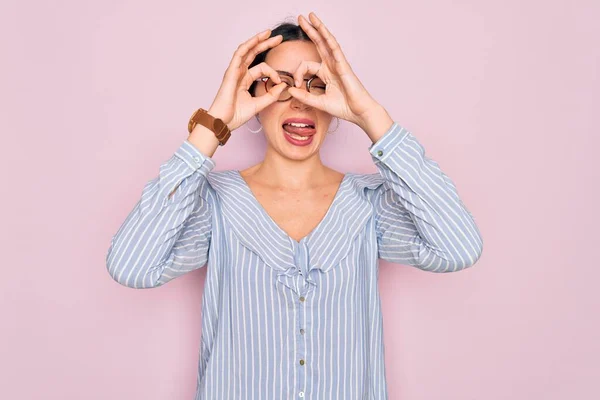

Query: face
<box><xmin>254</xmin><ymin>40</ymin><xmax>333</xmax><ymax>160</ymax></box>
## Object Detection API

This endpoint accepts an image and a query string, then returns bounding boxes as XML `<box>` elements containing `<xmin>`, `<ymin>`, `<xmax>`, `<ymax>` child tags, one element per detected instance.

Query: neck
<box><xmin>245</xmin><ymin>153</ymin><xmax>333</xmax><ymax>191</ymax></box>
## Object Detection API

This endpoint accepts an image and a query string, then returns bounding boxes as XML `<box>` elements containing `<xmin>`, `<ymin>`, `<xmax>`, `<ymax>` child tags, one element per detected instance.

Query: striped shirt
<box><xmin>106</xmin><ymin>121</ymin><xmax>483</xmax><ymax>399</ymax></box>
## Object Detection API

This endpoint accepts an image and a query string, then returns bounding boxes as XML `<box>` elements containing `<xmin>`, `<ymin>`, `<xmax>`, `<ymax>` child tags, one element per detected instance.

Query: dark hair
<box><xmin>248</xmin><ymin>21</ymin><xmax>312</xmax><ymax>97</ymax></box>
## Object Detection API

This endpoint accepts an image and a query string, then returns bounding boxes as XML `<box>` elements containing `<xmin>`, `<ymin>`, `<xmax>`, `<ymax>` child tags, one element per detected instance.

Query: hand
<box><xmin>208</xmin><ymin>29</ymin><xmax>289</xmax><ymax>131</ymax></box>
<box><xmin>287</xmin><ymin>12</ymin><xmax>383</xmax><ymax>130</ymax></box>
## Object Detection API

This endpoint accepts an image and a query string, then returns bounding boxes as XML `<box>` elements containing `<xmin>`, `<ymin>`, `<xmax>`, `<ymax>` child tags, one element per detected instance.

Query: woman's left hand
<box><xmin>287</xmin><ymin>12</ymin><xmax>383</xmax><ymax>130</ymax></box>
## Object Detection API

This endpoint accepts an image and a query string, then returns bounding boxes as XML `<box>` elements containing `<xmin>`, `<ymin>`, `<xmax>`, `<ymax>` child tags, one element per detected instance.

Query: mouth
<box><xmin>281</xmin><ymin>118</ymin><xmax>317</xmax><ymax>140</ymax></box>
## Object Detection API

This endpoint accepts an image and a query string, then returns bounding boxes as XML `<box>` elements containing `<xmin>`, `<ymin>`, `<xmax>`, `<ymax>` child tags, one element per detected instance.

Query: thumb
<box><xmin>287</xmin><ymin>86</ymin><xmax>319</xmax><ymax>108</ymax></box>
<box><xmin>254</xmin><ymin>82</ymin><xmax>287</xmax><ymax>112</ymax></box>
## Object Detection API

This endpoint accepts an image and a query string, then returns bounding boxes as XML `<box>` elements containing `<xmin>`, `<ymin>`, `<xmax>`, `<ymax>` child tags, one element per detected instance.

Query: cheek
<box><xmin>318</xmin><ymin>115</ymin><xmax>333</xmax><ymax>131</ymax></box>
<box><xmin>261</xmin><ymin>101</ymin><xmax>287</xmax><ymax>120</ymax></box>
<box><xmin>260</xmin><ymin>107</ymin><xmax>276</xmax><ymax>121</ymax></box>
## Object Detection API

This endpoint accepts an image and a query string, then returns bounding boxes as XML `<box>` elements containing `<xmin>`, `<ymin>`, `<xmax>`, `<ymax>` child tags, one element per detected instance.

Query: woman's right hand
<box><xmin>207</xmin><ymin>29</ymin><xmax>288</xmax><ymax>131</ymax></box>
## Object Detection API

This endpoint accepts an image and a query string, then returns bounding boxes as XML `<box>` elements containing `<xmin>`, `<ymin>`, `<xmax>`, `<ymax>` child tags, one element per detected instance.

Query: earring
<box><xmin>327</xmin><ymin>117</ymin><xmax>340</xmax><ymax>134</ymax></box>
<box><xmin>247</xmin><ymin>115</ymin><xmax>262</xmax><ymax>134</ymax></box>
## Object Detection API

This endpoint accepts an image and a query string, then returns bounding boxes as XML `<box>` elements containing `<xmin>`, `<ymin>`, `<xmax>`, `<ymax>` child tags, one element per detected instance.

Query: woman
<box><xmin>106</xmin><ymin>12</ymin><xmax>483</xmax><ymax>400</ymax></box>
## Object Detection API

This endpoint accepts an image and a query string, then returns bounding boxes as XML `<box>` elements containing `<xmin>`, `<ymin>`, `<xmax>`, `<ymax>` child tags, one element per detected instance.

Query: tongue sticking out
<box><xmin>283</xmin><ymin>124</ymin><xmax>316</xmax><ymax>136</ymax></box>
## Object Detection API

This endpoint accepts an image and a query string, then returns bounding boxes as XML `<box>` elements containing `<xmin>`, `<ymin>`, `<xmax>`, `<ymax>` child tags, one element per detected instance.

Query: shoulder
<box><xmin>197</xmin><ymin>169</ymin><xmax>237</xmax><ymax>205</ymax></box>
<box><xmin>346</xmin><ymin>172</ymin><xmax>385</xmax><ymax>203</ymax></box>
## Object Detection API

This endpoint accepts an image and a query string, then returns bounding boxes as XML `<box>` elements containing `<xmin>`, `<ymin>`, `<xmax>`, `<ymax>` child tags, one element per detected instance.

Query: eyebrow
<box><xmin>276</xmin><ymin>70</ymin><xmax>313</xmax><ymax>80</ymax></box>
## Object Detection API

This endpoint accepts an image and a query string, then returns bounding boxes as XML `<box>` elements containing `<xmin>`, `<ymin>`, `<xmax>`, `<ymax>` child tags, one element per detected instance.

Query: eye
<box><xmin>265</xmin><ymin>75</ymin><xmax>294</xmax><ymax>90</ymax></box>
<box><xmin>279</xmin><ymin>75</ymin><xmax>295</xmax><ymax>86</ymax></box>
<box><xmin>310</xmin><ymin>78</ymin><xmax>326</xmax><ymax>89</ymax></box>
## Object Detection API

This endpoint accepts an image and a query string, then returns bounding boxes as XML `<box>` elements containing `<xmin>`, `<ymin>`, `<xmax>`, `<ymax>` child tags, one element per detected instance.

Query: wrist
<box><xmin>207</xmin><ymin>107</ymin><xmax>225</xmax><ymax>122</ymax></box>
<box><xmin>188</xmin><ymin>124</ymin><xmax>221</xmax><ymax>158</ymax></box>
<box><xmin>209</xmin><ymin>107</ymin><xmax>239</xmax><ymax>132</ymax></box>
<box><xmin>358</xmin><ymin>104</ymin><xmax>394</xmax><ymax>142</ymax></box>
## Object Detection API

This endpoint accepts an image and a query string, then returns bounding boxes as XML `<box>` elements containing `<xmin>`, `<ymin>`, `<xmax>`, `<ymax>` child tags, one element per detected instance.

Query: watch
<box><xmin>188</xmin><ymin>108</ymin><xmax>231</xmax><ymax>146</ymax></box>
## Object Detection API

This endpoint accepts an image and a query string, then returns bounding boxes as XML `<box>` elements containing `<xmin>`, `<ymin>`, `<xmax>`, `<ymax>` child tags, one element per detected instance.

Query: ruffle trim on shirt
<box><xmin>206</xmin><ymin>171</ymin><xmax>385</xmax><ymax>296</ymax></box>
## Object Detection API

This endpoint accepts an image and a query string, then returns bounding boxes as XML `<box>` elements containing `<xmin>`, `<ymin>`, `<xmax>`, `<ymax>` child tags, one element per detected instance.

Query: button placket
<box><xmin>294</xmin><ymin>241</ymin><xmax>309</xmax><ymax>398</ymax></box>
<box><xmin>297</xmin><ymin>291</ymin><xmax>307</xmax><ymax>397</ymax></box>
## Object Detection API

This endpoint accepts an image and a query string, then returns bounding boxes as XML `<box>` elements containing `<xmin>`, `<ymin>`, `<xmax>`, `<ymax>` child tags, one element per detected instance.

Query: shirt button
<box><xmin>193</xmin><ymin>156</ymin><xmax>200</xmax><ymax>163</ymax></box>
<box><xmin>299</xmin><ymin>359</ymin><xmax>305</xmax><ymax>365</ymax></box>
<box><xmin>300</xmin><ymin>328</ymin><xmax>305</xmax><ymax>335</ymax></box>
<box><xmin>377</xmin><ymin>150</ymin><xmax>384</xmax><ymax>156</ymax></box>
<box><xmin>299</xmin><ymin>296</ymin><xmax>305</xmax><ymax>302</ymax></box>
<box><xmin>299</xmin><ymin>391</ymin><xmax>305</xmax><ymax>397</ymax></box>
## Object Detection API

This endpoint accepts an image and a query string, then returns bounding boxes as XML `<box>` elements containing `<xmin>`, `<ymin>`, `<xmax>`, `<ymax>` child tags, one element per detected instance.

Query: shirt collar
<box><xmin>207</xmin><ymin>170</ymin><xmax>381</xmax><ymax>293</ymax></box>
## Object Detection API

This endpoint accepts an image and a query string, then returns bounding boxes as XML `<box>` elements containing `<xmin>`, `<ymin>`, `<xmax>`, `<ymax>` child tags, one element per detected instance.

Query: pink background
<box><xmin>2</xmin><ymin>0</ymin><xmax>598</xmax><ymax>399</ymax></box>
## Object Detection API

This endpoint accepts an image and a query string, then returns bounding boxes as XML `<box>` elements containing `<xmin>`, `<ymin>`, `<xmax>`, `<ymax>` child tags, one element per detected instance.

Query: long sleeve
<box><xmin>106</xmin><ymin>140</ymin><xmax>216</xmax><ymax>288</ymax></box>
<box><xmin>368</xmin><ymin>122</ymin><xmax>483</xmax><ymax>272</ymax></box>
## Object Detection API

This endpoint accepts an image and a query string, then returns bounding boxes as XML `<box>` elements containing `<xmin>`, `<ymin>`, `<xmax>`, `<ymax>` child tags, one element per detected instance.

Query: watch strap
<box><xmin>188</xmin><ymin>108</ymin><xmax>231</xmax><ymax>146</ymax></box>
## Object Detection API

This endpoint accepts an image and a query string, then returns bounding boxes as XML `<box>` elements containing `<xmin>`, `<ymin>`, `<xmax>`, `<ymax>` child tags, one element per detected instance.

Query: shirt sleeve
<box><xmin>106</xmin><ymin>140</ymin><xmax>216</xmax><ymax>288</ymax></box>
<box><xmin>368</xmin><ymin>122</ymin><xmax>483</xmax><ymax>272</ymax></box>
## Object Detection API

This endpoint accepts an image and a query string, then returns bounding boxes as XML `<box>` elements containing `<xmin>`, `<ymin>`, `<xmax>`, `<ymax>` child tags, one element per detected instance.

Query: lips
<box><xmin>282</xmin><ymin>117</ymin><xmax>316</xmax><ymax>126</ymax></box>
<box><xmin>282</xmin><ymin>117</ymin><xmax>316</xmax><ymax>137</ymax></box>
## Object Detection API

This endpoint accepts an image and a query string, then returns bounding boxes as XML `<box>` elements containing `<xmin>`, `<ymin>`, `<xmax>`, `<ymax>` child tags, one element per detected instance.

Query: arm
<box><xmin>279</xmin><ymin>13</ymin><xmax>481</xmax><ymax>271</ymax></box>
<box><xmin>106</xmin><ymin>136</ymin><xmax>217</xmax><ymax>288</ymax></box>
<box><xmin>368</xmin><ymin>121</ymin><xmax>483</xmax><ymax>272</ymax></box>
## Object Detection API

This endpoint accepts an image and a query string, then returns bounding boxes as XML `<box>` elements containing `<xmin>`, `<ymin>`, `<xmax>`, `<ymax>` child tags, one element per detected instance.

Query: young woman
<box><xmin>106</xmin><ymin>12</ymin><xmax>483</xmax><ymax>400</ymax></box>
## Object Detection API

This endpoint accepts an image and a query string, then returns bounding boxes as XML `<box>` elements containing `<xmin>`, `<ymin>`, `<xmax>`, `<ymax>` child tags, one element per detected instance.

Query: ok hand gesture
<box><xmin>287</xmin><ymin>13</ymin><xmax>385</xmax><ymax>131</ymax></box>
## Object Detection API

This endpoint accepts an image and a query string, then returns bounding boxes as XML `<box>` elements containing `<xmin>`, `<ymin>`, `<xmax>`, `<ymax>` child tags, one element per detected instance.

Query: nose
<box><xmin>289</xmin><ymin>93</ymin><xmax>312</xmax><ymax>111</ymax></box>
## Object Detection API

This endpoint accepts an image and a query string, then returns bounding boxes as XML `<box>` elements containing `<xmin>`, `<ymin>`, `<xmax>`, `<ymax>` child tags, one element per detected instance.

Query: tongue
<box><xmin>283</xmin><ymin>124</ymin><xmax>315</xmax><ymax>136</ymax></box>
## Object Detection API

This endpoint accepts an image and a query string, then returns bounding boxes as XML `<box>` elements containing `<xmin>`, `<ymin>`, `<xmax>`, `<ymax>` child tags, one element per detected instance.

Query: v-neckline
<box><xmin>233</xmin><ymin>170</ymin><xmax>350</xmax><ymax>245</ymax></box>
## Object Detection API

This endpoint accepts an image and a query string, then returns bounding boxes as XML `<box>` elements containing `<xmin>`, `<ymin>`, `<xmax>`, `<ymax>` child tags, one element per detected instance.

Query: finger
<box><xmin>287</xmin><ymin>85</ymin><xmax>323</xmax><ymax>110</ymax></box>
<box><xmin>253</xmin><ymin>82</ymin><xmax>288</xmax><ymax>112</ymax></box>
<box><xmin>227</xmin><ymin>29</ymin><xmax>272</xmax><ymax>73</ymax></box>
<box><xmin>220</xmin><ymin>30</ymin><xmax>274</xmax><ymax>94</ymax></box>
<box><xmin>305</xmin><ymin>13</ymin><xmax>349</xmax><ymax>66</ymax></box>
<box><xmin>242</xmin><ymin>62</ymin><xmax>281</xmax><ymax>90</ymax></box>
<box><xmin>297</xmin><ymin>15</ymin><xmax>331</xmax><ymax>62</ymax></box>
<box><xmin>292</xmin><ymin>60</ymin><xmax>324</xmax><ymax>89</ymax></box>
<box><xmin>242</xmin><ymin>34</ymin><xmax>283</xmax><ymax>68</ymax></box>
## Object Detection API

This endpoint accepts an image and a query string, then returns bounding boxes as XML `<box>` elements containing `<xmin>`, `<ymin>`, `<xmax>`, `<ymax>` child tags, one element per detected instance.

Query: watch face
<box><xmin>213</xmin><ymin>119</ymin><xmax>225</xmax><ymax>132</ymax></box>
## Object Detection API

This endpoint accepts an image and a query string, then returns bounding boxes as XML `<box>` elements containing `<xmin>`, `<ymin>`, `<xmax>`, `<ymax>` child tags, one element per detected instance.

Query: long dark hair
<box><xmin>248</xmin><ymin>21</ymin><xmax>312</xmax><ymax>97</ymax></box>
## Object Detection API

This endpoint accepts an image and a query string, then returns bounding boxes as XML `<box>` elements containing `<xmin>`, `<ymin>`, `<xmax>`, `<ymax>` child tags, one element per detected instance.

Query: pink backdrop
<box><xmin>2</xmin><ymin>0</ymin><xmax>598</xmax><ymax>399</ymax></box>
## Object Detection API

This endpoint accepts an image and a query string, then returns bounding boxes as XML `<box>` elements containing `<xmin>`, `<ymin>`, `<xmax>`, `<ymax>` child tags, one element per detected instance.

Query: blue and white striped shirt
<box><xmin>106</xmin><ymin>121</ymin><xmax>483</xmax><ymax>399</ymax></box>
